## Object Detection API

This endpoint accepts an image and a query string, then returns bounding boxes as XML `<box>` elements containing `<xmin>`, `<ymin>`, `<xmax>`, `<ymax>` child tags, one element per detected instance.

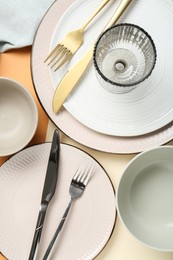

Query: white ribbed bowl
<box><xmin>0</xmin><ymin>77</ymin><xmax>38</xmax><ymax>156</ymax></box>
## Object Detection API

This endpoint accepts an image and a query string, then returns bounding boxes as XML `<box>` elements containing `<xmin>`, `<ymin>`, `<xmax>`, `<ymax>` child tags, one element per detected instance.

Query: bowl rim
<box><xmin>93</xmin><ymin>23</ymin><xmax>157</xmax><ymax>88</ymax></box>
<box><xmin>0</xmin><ymin>77</ymin><xmax>38</xmax><ymax>156</ymax></box>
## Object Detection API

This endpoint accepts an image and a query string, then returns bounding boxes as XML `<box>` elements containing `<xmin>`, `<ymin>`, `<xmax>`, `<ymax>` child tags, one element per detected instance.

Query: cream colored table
<box><xmin>0</xmin><ymin>48</ymin><xmax>173</xmax><ymax>260</ymax></box>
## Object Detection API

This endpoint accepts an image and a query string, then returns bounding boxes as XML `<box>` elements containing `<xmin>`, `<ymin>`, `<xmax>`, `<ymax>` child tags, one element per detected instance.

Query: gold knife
<box><xmin>52</xmin><ymin>0</ymin><xmax>133</xmax><ymax>113</ymax></box>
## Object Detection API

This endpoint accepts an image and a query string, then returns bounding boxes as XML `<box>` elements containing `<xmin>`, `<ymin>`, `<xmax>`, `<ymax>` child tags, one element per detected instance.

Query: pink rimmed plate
<box><xmin>0</xmin><ymin>143</ymin><xmax>116</xmax><ymax>260</ymax></box>
<box><xmin>31</xmin><ymin>0</ymin><xmax>173</xmax><ymax>153</ymax></box>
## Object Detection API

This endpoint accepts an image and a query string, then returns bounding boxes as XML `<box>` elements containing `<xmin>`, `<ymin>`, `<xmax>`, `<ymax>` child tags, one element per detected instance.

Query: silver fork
<box><xmin>42</xmin><ymin>163</ymin><xmax>93</xmax><ymax>260</ymax></box>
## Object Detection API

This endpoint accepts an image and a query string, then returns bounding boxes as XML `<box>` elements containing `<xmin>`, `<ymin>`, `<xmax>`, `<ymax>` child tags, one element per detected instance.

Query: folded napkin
<box><xmin>0</xmin><ymin>0</ymin><xmax>55</xmax><ymax>53</ymax></box>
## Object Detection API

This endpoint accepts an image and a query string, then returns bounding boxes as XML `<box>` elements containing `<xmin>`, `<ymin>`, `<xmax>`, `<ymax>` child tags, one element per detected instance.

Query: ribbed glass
<box><xmin>93</xmin><ymin>23</ymin><xmax>157</xmax><ymax>94</ymax></box>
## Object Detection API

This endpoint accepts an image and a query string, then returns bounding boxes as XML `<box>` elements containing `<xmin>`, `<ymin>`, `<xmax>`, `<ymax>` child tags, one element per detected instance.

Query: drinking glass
<box><xmin>93</xmin><ymin>23</ymin><xmax>157</xmax><ymax>94</ymax></box>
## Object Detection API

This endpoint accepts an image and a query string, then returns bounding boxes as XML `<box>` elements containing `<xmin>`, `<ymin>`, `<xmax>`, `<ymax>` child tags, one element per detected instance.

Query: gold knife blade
<box><xmin>52</xmin><ymin>0</ymin><xmax>133</xmax><ymax>113</ymax></box>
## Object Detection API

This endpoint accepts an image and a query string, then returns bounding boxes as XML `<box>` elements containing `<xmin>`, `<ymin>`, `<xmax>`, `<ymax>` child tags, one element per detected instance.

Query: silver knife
<box><xmin>28</xmin><ymin>129</ymin><xmax>60</xmax><ymax>260</ymax></box>
<box><xmin>52</xmin><ymin>0</ymin><xmax>133</xmax><ymax>113</ymax></box>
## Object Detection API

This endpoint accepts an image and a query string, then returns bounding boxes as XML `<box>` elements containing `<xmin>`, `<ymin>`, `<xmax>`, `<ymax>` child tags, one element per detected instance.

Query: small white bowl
<box><xmin>0</xmin><ymin>77</ymin><xmax>38</xmax><ymax>156</ymax></box>
<box><xmin>117</xmin><ymin>146</ymin><xmax>173</xmax><ymax>252</ymax></box>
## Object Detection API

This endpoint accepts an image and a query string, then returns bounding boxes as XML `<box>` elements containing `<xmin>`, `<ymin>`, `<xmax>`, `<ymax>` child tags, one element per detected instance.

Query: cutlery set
<box><xmin>44</xmin><ymin>0</ymin><xmax>133</xmax><ymax>113</ymax></box>
<box><xmin>28</xmin><ymin>129</ymin><xmax>93</xmax><ymax>259</ymax></box>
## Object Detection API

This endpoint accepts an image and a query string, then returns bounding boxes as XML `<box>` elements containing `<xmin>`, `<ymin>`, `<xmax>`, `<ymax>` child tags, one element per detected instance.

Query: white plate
<box><xmin>0</xmin><ymin>77</ymin><xmax>38</xmax><ymax>156</ymax></box>
<box><xmin>117</xmin><ymin>146</ymin><xmax>173</xmax><ymax>251</ymax></box>
<box><xmin>0</xmin><ymin>143</ymin><xmax>116</xmax><ymax>260</ymax></box>
<box><xmin>32</xmin><ymin>0</ymin><xmax>173</xmax><ymax>153</ymax></box>
<box><xmin>50</xmin><ymin>0</ymin><xmax>173</xmax><ymax>136</ymax></box>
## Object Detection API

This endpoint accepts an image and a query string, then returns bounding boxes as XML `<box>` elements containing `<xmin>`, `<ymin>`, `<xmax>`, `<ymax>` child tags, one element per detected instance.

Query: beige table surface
<box><xmin>0</xmin><ymin>47</ymin><xmax>173</xmax><ymax>260</ymax></box>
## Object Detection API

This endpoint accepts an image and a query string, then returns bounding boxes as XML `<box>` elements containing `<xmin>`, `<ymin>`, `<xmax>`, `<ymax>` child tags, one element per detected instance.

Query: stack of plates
<box><xmin>32</xmin><ymin>0</ymin><xmax>173</xmax><ymax>153</ymax></box>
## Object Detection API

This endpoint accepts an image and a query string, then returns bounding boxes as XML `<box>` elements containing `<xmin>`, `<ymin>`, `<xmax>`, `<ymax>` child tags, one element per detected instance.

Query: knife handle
<box><xmin>28</xmin><ymin>204</ymin><xmax>47</xmax><ymax>260</ymax></box>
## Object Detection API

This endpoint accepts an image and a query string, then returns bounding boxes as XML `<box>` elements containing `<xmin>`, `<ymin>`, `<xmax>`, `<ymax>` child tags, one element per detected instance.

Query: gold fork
<box><xmin>44</xmin><ymin>0</ymin><xmax>111</xmax><ymax>71</ymax></box>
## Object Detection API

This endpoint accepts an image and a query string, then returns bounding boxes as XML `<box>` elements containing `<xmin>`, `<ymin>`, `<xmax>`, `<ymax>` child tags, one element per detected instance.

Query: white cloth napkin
<box><xmin>0</xmin><ymin>0</ymin><xmax>55</xmax><ymax>53</ymax></box>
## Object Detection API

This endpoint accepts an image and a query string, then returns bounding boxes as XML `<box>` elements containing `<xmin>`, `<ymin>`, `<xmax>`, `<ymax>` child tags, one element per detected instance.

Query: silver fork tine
<box><xmin>78</xmin><ymin>165</ymin><xmax>90</xmax><ymax>182</ymax></box>
<box><xmin>81</xmin><ymin>165</ymin><xmax>93</xmax><ymax>185</ymax></box>
<box><xmin>73</xmin><ymin>163</ymin><xmax>90</xmax><ymax>182</ymax></box>
<box><xmin>77</xmin><ymin>170</ymin><xmax>87</xmax><ymax>182</ymax></box>
<box><xmin>73</xmin><ymin>170</ymin><xmax>80</xmax><ymax>180</ymax></box>
<box><xmin>75</xmin><ymin>168</ymin><xmax>85</xmax><ymax>182</ymax></box>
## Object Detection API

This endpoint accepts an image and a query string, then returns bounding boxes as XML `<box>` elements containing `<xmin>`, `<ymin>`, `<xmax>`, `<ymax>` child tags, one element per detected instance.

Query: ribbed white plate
<box><xmin>50</xmin><ymin>0</ymin><xmax>173</xmax><ymax>136</ymax></box>
<box><xmin>0</xmin><ymin>143</ymin><xmax>115</xmax><ymax>260</ymax></box>
<box><xmin>32</xmin><ymin>0</ymin><xmax>173</xmax><ymax>153</ymax></box>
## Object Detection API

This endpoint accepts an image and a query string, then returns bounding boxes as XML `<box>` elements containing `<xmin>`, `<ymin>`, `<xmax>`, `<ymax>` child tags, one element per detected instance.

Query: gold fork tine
<box><xmin>54</xmin><ymin>52</ymin><xmax>72</xmax><ymax>72</ymax></box>
<box><xmin>48</xmin><ymin>45</ymin><xmax>64</xmax><ymax>66</ymax></box>
<box><xmin>50</xmin><ymin>48</ymin><xmax>69</xmax><ymax>69</ymax></box>
<box><xmin>44</xmin><ymin>44</ymin><xmax>61</xmax><ymax>63</ymax></box>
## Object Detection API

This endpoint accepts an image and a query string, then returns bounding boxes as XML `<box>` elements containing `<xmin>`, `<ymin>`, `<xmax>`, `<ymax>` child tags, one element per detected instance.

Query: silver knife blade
<box><xmin>28</xmin><ymin>129</ymin><xmax>60</xmax><ymax>260</ymax></box>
